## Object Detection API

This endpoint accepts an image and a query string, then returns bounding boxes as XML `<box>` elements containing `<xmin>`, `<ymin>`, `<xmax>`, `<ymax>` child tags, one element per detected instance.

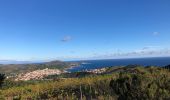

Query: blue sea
<box><xmin>68</xmin><ymin>57</ymin><xmax>170</xmax><ymax>72</ymax></box>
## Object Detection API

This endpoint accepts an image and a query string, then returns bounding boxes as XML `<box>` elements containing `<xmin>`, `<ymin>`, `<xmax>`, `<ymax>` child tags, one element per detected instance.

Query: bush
<box><xmin>110</xmin><ymin>69</ymin><xmax>170</xmax><ymax>100</ymax></box>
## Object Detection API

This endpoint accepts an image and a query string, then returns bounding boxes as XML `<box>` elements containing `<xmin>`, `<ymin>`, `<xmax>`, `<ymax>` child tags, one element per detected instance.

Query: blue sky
<box><xmin>0</xmin><ymin>0</ymin><xmax>170</xmax><ymax>61</ymax></box>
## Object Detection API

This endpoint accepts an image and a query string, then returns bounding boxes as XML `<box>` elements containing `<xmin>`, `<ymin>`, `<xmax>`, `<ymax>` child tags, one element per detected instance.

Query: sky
<box><xmin>0</xmin><ymin>0</ymin><xmax>170</xmax><ymax>61</ymax></box>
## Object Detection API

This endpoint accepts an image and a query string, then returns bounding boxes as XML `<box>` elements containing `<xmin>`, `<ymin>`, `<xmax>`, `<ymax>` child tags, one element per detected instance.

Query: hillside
<box><xmin>0</xmin><ymin>60</ymin><xmax>77</xmax><ymax>76</ymax></box>
<box><xmin>1</xmin><ymin>66</ymin><xmax>170</xmax><ymax>100</ymax></box>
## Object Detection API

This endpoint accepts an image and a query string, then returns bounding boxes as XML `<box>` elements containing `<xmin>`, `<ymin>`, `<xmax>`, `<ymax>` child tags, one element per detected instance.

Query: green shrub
<box><xmin>110</xmin><ymin>68</ymin><xmax>170</xmax><ymax>100</ymax></box>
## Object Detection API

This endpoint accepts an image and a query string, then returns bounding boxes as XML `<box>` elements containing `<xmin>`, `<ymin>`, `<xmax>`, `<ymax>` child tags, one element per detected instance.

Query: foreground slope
<box><xmin>1</xmin><ymin>66</ymin><xmax>170</xmax><ymax>100</ymax></box>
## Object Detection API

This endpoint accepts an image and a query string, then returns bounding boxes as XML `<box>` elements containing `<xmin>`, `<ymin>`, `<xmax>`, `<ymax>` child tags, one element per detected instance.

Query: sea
<box><xmin>67</xmin><ymin>57</ymin><xmax>170</xmax><ymax>72</ymax></box>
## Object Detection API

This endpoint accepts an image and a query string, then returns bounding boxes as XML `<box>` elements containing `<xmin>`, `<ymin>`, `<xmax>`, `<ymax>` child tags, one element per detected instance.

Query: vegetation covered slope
<box><xmin>0</xmin><ymin>61</ymin><xmax>75</xmax><ymax>76</ymax></box>
<box><xmin>1</xmin><ymin>66</ymin><xmax>170</xmax><ymax>100</ymax></box>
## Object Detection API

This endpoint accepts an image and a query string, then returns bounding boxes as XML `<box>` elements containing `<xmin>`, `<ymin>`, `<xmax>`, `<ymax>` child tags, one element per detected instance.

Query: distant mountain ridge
<box><xmin>0</xmin><ymin>60</ymin><xmax>42</xmax><ymax>65</ymax></box>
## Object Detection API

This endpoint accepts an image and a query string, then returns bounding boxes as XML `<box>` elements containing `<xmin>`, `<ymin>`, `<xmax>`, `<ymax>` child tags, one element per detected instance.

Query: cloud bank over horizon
<box><xmin>40</xmin><ymin>47</ymin><xmax>170</xmax><ymax>61</ymax></box>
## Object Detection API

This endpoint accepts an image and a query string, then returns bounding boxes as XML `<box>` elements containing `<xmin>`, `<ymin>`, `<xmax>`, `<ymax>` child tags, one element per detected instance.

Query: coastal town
<box><xmin>14</xmin><ymin>67</ymin><xmax>107</xmax><ymax>81</ymax></box>
<box><xmin>15</xmin><ymin>68</ymin><xmax>63</xmax><ymax>81</ymax></box>
<box><xmin>85</xmin><ymin>68</ymin><xmax>107</xmax><ymax>74</ymax></box>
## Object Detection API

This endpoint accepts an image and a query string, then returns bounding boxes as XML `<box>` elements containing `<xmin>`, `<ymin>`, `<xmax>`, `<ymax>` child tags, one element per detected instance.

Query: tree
<box><xmin>0</xmin><ymin>74</ymin><xmax>5</xmax><ymax>88</ymax></box>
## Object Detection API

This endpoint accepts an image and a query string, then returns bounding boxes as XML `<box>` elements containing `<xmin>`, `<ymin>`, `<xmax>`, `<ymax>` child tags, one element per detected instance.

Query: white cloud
<box><xmin>142</xmin><ymin>46</ymin><xmax>160</xmax><ymax>50</ymax></box>
<box><xmin>61</xmin><ymin>36</ymin><xmax>72</xmax><ymax>42</ymax></box>
<box><xmin>153</xmin><ymin>32</ymin><xmax>159</xmax><ymax>36</ymax></box>
<box><xmin>87</xmin><ymin>47</ymin><xmax>170</xmax><ymax>59</ymax></box>
<box><xmin>41</xmin><ymin>47</ymin><xmax>170</xmax><ymax>61</ymax></box>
